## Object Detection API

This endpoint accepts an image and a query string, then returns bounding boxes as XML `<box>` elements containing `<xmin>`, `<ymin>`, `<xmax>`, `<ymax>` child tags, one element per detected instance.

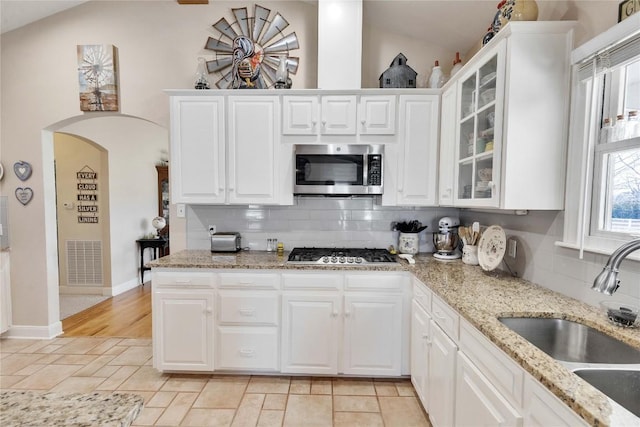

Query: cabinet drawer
<box><xmin>282</xmin><ymin>273</ymin><xmax>342</xmax><ymax>290</ymax></box>
<box><xmin>219</xmin><ymin>272</ymin><xmax>280</xmax><ymax>289</ymax></box>
<box><xmin>152</xmin><ymin>271</ymin><xmax>215</xmax><ymax>288</ymax></box>
<box><xmin>216</xmin><ymin>326</ymin><xmax>279</xmax><ymax>371</ymax></box>
<box><xmin>412</xmin><ymin>278</ymin><xmax>431</xmax><ymax>311</ymax></box>
<box><xmin>431</xmin><ymin>295</ymin><xmax>459</xmax><ymax>342</ymax></box>
<box><xmin>218</xmin><ymin>291</ymin><xmax>279</xmax><ymax>325</ymax></box>
<box><xmin>345</xmin><ymin>273</ymin><xmax>406</xmax><ymax>292</ymax></box>
<box><xmin>459</xmin><ymin>320</ymin><xmax>524</xmax><ymax>408</ymax></box>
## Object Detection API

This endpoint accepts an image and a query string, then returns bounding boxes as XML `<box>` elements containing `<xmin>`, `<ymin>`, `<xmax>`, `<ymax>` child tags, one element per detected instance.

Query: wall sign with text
<box><xmin>77</xmin><ymin>167</ymin><xmax>99</xmax><ymax>223</ymax></box>
<box><xmin>619</xmin><ymin>0</ymin><xmax>639</xmax><ymax>21</ymax></box>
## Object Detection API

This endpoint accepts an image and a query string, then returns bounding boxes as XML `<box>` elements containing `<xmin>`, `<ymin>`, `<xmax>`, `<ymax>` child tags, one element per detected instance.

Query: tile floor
<box><xmin>0</xmin><ymin>337</ymin><xmax>432</xmax><ymax>426</ymax></box>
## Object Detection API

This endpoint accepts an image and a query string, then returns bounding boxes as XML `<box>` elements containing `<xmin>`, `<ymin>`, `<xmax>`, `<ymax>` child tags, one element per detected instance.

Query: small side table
<box><xmin>136</xmin><ymin>237</ymin><xmax>169</xmax><ymax>284</ymax></box>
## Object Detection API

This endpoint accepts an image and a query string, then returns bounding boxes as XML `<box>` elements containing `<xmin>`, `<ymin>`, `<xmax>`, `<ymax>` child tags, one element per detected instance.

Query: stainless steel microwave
<box><xmin>294</xmin><ymin>144</ymin><xmax>384</xmax><ymax>195</ymax></box>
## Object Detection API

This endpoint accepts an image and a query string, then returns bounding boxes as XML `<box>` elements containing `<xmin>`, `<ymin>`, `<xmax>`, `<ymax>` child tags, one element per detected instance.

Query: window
<box><xmin>563</xmin><ymin>21</ymin><xmax>640</xmax><ymax>257</ymax></box>
<box><xmin>592</xmin><ymin>59</ymin><xmax>640</xmax><ymax>236</ymax></box>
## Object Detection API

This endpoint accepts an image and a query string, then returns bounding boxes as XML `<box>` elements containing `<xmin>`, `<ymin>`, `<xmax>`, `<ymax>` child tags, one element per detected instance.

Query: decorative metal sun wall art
<box><xmin>204</xmin><ymin>4</ymin><xmax>299</xmax><ymax>89</ymax></box>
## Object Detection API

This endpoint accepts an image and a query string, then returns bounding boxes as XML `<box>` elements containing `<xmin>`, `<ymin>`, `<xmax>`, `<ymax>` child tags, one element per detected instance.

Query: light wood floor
<box><xmin>61</xmin><ymin>284</ymin><xmax>152</xmax><ymax>338</ymax></box>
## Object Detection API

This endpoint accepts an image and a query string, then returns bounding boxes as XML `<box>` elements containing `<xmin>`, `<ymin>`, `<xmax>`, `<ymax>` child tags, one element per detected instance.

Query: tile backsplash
<box><xmin>187</xmin><ymin>197</ymin><xmax>458</xmax><ymax>253</ymax></box>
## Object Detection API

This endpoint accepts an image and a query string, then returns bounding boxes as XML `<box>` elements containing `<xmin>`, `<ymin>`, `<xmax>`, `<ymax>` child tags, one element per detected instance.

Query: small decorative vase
<box><xmin>399</xmin><ymin>232</ymin><xmax>420</xmax><ymax>255</ymax></box>
<box><xmin>462</xmin><ymin>245</ymin><xmax>479</xmax><ymax>265</ymax></box>
<box><xmin>500</xmin><ymin>0</ymin><xmax>538</xmax><ymax>28</ymax></box>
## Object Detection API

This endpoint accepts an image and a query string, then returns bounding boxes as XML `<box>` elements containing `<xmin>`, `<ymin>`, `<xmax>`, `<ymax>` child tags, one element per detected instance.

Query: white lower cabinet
<box><xmin>216</xmin><ymin>326</ymin><xmax>279</xmax><ymax>371</ymax></box>
<box><xmin>455</xmin><ymin>352</ymin><xmax>523</xmax><ymax>426</ymax></box>
<box><xmin>153</xmin><ymin>289</ymin><xmax>214</xmax><ymax>372</ymax></box>
<box><xmin>428</xmin><ymin>319</ymin><xmax>458</xmax><ymax>427</ymax></box>
<box><xmin>411</xmin><ymin>299</ymin><xmax>431</xmax><ymax>409</ymax></box>
<box><xmin>216</xmin><ymin>289</ymin><xmax>280</xmax><ymax>371</ymax></box>
<box><xmin>281</xmin><ymin>293</ymin><xmax>341</xmax><ymax>374</ymax></box>
<box><xmin>343</xmin><ymin>294</ymin><xmax>403</xmax><ymax>376</ymax></box>
<box><xmin>280</xmin><ymin>272</ymin><xmax>406</xmax><ymax>376</ymax></box>
<box><xmin>523</xmin><ymin>375</ymin><xmax>588</xmax><ymax>426</ymax></box>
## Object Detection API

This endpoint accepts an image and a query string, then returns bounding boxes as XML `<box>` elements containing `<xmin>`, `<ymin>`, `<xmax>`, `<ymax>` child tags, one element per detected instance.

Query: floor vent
<box><xmin>66</xmin><ymin>240</ymin><xmax>103</xmax><ymax>285</ymax></box>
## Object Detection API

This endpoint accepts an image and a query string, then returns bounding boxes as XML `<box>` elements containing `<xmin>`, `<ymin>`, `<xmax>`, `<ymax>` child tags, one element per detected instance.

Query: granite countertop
<box><xmin>0</xmin><ymin>391</ymin><xmax>144</xmax><ymax>427</ymax></box>
<box><xmin>149</xmin><ymin>249</ymin><xmax>640</xmax><ymax>426</ymax></box>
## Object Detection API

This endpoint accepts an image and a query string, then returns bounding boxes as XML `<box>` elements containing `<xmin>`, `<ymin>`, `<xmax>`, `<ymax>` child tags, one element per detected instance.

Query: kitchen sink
<box><xmin>573</xmin><ymin>369</ymin><xmax>640</xmax><ymax>418</ymax></box>
<box><xmin>498</xmin><ymin>317</ymin><xmax>640</xmax><ymax>364</ymax></box>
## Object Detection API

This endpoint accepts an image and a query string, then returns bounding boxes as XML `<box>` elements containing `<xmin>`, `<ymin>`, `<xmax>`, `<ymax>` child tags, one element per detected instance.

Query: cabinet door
<box><xmin>455</xmin><ymin>352</ymin><xmax>523</xmax><ymax>427</ymax></box>
<box><xmin>523</xmin><ymin>377</ymin><xmax>588</xmax><ymax>427</ymax></box>
<box><xmin>320</xmin><ymin>96</ymin><xmax>357</xmax><ymax>135</ymax></box>
<box><xmin>281</xmin><ymin>293</ymin><xmax>341</xmax><ymax>374</ymax></box>
<box><xmin>282</xmin><ymin>96</ymin><xmax>319</xmax><ymax>135</ymax></box>
<box><xmin>170</xmin><ymin>96</ymin><xmax>225</xmax><ymax>204</ymax></box>
<box><xmin>428</xmin><ymin>320</ymin><xmax>457</xmax><ymax>427</ymax></box>
<box><xmin>454</xmin><ymin>40</ymin><xmax>506</xmax><ymax>208</ymax></box>
<box><xmin>395</xmin><ymin>95</ymin><xmax>439</xmax><ymax>206</ymax></box>
<box><xmin>342</xmin><ymin>294</ymin><xmax>403</xmax><ymax>376</ymax></box>
<box><xmin>411</xmin><ymin>299</ymin><xmax>430</xmax><ymax>409</ymax></box>
<box><xmin>227</xmin><ymin>96</ymin><xmax>280</xmax><ymax>204</ymax></box>
<box><xmin>0</xmin><ymin>252</ymin><xmax>11</xmax><ymax>334</ymax></box>
<box><xmin>439</xmin><ymin>85</ymin><xmax>457</xmax><ymax>206</ymax></box>
<box><xmin>153</xmin><ymin>289</ymin><xmax>214</xmax><ymax>371</ymax></box>
<box><xmin>358</xmin><ymin>95</ymin><xmax>396</xmax><ymax>135</ymax></box>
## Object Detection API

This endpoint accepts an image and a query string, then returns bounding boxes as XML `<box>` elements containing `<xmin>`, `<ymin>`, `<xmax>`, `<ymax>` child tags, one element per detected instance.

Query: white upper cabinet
<box><xmin>227</xmin><ymin>96</ymin><xmax>281</xmax><ymax>204</ymax></box>
<box><xmin>385</xmin><ymin>94</ymin><xmax>439</xmax><ymax>206</ymax></box>
<box><xmin>358</xmin><ymin>95</ymin><xmax>396</xmax><ymax>135</ymax></box>
<box><xmin>321</xmin><ymin>95</ymin><xmax>358</xmax><ymax>134</ymax></box>
<box><xmin>169</xmin><ymin>96</ymin><xmax>226</xmax><ymax>204</ymax></box>
<box><xmin>167</xmin><ymin>91</ymin><xmax>292</xmax><ymax>205</ymax></box>
<box><xmin>282</xmin><ymin>96</ymin><xmax>319</xmax><ymax>135</ymax></box>
<box><xmin>438</xmin><ymin>84</ymin><xmax>458</xmax><ymax>206</ymax></box>
<box><xmin>444</xmin><ymin>22</ymin><xmax>575</xmax><ymax>209</ymax></box>
<box><xmin>282</xmin><ymin>94</ymin><xmax>396</xmax><ymax>136</ymax></box>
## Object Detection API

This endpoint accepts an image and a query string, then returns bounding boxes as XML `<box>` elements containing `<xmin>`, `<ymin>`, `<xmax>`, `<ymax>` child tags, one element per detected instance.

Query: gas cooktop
<box><xmin>287</xmin><ymin>247</ymin><xmax>398</xmax><ymax>266</ymax></box>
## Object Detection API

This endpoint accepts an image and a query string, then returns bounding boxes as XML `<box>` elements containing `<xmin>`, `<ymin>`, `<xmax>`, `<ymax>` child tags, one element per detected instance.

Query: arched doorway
<box><xmin>41</xmin><ymin>114</ymin><xmax>168</xmax><ymax>333</ymax></box>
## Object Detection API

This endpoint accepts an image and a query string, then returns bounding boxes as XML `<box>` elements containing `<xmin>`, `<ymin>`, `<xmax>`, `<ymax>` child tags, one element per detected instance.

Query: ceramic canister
<box><xmin>399</xmin><ymin>232</ymin><xmax>420</xmax><ymax>254</ymax></box>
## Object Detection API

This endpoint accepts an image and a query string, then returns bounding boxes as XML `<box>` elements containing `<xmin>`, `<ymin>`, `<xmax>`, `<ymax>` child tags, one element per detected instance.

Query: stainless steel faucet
<box><xmin>592</xmin><ymin>238</ymin><xmax>640</xmax><ymax>295</ymax></box>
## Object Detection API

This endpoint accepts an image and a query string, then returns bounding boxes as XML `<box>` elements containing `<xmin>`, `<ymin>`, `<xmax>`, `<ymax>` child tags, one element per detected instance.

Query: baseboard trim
<box><xmin>110</xmin><ymin>278</ymin><xmax>140</xmax><ymax>297</ymax></box>
<box><xmin>4</xmin><ymin>322</ymin><xmax>63</xmax><ymax>339</ymax></box>
<box><xmin>59</xmin><ymin>286</ymin><xmax>106</xmax><ymax>295</ymax></box>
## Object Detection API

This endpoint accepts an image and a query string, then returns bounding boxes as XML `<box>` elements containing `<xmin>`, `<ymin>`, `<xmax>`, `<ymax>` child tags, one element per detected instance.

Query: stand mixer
<box><xmin>433</xmin><ymin>217</ymin><xmax>461</xmax><ymax>260</ymax></box>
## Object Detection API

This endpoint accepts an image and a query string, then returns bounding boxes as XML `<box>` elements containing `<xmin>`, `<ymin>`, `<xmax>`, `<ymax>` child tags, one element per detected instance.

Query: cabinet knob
<box><xmin>229</xmin><ymin>187</ymin><xmax>234</xmax><ymax>192</ymax></box>
<box><xmin>344</xmin><ymin>310</ymin><xmax>351</xmax><ymax>318</ymax></box>
<box><xmin>206</xmin><ymin>307</ymin><xmax>213</xmax><ymax>314</ymax></box>
<box><xmin>332</xmin><ymin>311</ymin><xmax>339</xmax><ymax>318</ymax></box>
<box><xmin>322</xmin><ymin>120</ymin><xmax>327</xmax><ymax>127</ymax></box>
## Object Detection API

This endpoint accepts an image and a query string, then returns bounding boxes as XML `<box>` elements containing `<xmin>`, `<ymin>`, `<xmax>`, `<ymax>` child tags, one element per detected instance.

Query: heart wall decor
<box><xmin>15</xmin><ymin>187</ymin><xmax>34</xmax><ymax>206</ymax></box>
<box><xmin>14</xmin><ymin>161</ymin><xmax>32</xmax><ymax>181</ymax></box>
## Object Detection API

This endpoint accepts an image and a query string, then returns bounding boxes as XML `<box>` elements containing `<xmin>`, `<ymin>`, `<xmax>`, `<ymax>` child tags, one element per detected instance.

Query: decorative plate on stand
<box><xmin>204</xmin><ymin>4</ymin><xmax>299</xmax><ymax>89</ymax></box>
<box><xmin>477</xmin><ymin>225</ymin><xmax>507</xmax><ymax>271</ymax></box>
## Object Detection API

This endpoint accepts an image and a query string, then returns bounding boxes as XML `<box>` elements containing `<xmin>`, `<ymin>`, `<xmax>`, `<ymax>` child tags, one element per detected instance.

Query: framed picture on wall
<box><xmin>77</xmin><ymin>44</ymin><xmax>119</xmax><ymax>111</ymax></box>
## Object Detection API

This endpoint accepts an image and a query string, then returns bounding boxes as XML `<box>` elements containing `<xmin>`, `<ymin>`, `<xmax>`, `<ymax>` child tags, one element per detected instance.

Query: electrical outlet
<box><xmin>508</xmin><ymin>239</ymin><xmax>517</xmax><ymax>258</ymax></box>
<box><xmin>208</xmin><ymin>225</ymin><xmax>216</xmax><ymax>235</ymax></box>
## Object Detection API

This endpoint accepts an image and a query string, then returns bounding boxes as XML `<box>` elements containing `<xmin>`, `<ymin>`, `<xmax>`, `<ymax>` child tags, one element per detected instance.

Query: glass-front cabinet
<box><xmin>442</xmin><ymin>22</ymin><xmax>574</xmax><ymax>210</ymax></box>
<box><xmin>454</xmin><ymin>40</ymin><xmax>506</xmax><ymax>207</ymax></box>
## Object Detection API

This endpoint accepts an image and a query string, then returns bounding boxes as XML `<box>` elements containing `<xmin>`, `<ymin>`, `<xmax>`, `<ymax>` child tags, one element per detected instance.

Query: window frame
<box><xmin>561</xmin><ymin>16</ymin><xmax>640</xmax><ymax>261</ymax></box>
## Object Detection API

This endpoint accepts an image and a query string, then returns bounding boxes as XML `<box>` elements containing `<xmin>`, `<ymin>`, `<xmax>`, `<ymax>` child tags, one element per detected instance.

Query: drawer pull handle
<box><xmin>175</xmin><ymin>279</ymin><xmax>192</xmax><ymax>284</ymax></box>
<box><xmin>239</xmin><ymin>281</ymin><xmax>254</xmax><ymax>285</ymax></box>
<box><xmin>239</xmin><ymin>307</ymin><xmax>256</xmax><ymax>316</ymax></box>
<box><xmin>239</xmin><ymin>348</ymin><xmax>255</xmax><ymax>357</ymax></box>
<box><xmin>434</xmin><ymin>310</ymin><xmax>447</xmax><ymax>320</ymax></box>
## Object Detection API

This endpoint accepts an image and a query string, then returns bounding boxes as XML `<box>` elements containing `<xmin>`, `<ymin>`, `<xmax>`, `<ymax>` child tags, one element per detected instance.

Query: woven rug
<box><xmin>0</xmin><ymin>391</ymin><xmax>143</xmax><ymax>427</ymax></box>
<box><xmin>59</xmin><ymin>294</ymin><xmax>110</xmax><ymax>319</ymax></box>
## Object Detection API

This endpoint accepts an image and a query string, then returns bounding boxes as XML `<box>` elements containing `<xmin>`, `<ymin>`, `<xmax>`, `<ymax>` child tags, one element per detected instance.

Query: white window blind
<box><xmin>577</xmin><ymin>31</ymin><xmax>640</xmax><ymax>81</ymax></box>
